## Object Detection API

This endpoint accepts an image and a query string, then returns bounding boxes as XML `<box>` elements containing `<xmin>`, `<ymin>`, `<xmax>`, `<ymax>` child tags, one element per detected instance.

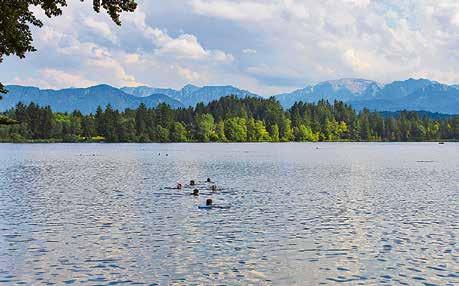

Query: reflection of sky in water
<box><xmin>0</xmin><ymin>143</ymin><xmax>458</xmax><ymax>285</ymax></box>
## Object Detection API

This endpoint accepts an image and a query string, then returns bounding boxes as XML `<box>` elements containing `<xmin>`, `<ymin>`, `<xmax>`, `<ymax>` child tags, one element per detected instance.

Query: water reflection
<box><xmin>0</xmin><ymin>143</ymin><xmax>457</xmax><ymax>285</ymax></box>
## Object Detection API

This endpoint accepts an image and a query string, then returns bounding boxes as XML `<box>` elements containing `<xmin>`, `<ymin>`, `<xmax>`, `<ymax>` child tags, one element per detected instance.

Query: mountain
<box><xmin>376</xmin><ymin>78</ymin><xmax>435</xmax><ymax>99</ymax></box>
<box><xmin>3</xmin><ymin>78</ymin><xmax>458</xmax><ymax>115</ymax></box>
<box><xmin>120</xmin><ymin>86</ymin><xmax>158</xmax><ymax>97</ymax></box>
<box><xmin>276</xmin><ymin>78</ymin><xmax>459</xmax><ymax>114</ymax></box>
<box><xmin>348</xmin><ymin>80</ymin><xmax>459</xmax><ymax>114</ymax></box>
<box><xmin>1</xmin><ymin>84</ymin><xmax>183</xmax><ymax>114</ymax></box>
<box><xmin>275</xmin><ymin>78</ymin><xmax>381</xmax><ymax>108</ymax></box>
<box><xmin>122</xmin><ymin>84</ymin><xmax>259</xmax><ymax>107</ymax></box>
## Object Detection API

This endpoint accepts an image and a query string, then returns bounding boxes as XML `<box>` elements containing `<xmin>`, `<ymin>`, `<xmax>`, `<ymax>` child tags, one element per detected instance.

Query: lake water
<box><xmin>0</xmin><ymin>143</ymin><xmax>458</xmax><ymax>285</ymax></box>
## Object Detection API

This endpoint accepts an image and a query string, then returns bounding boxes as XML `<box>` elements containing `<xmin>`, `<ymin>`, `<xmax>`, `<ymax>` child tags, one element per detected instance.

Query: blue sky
<box><xmin>1</xmin><ymin>0</ymin><xmax>458</xmax><ymax>95</ymax></box>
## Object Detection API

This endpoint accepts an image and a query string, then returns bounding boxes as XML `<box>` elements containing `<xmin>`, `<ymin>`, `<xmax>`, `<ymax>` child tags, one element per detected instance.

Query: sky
<box><xmin>1</xmin><ymin>0</ymin><xmax>458</xmax><ymax>95</ymax></box>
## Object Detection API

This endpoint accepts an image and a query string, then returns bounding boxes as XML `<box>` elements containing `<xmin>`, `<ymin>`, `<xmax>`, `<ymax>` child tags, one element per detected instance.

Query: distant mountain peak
<box><xmin>182</xmin><ymin>83</ymin><xmax>199</xmax><ymax>89</ymax></box>
<box><xmin>317</xmin><ymin>78</ymin><xmax>380</xmax><ymax>95</ymax></box>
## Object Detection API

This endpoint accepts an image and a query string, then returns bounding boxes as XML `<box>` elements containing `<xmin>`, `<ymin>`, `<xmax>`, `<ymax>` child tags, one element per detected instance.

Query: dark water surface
<box><xmin>0</xmin><ymin>143</ymin><xmax>458</xmax><ymax>285</ymax></box>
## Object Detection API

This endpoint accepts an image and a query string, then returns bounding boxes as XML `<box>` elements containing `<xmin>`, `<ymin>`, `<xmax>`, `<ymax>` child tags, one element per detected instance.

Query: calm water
<box><xmin>0</xmin><ymin>143</ymin><xmax>458</xmax><ymax>285</ymax></box>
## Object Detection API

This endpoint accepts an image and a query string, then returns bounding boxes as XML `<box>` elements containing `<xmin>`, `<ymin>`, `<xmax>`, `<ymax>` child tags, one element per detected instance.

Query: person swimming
<box><xmin>191</xmin><ymin>189</ymin><xmax>199</xmax><ymax>196</ymax></box>
<box><xmin>190</xmin><ymin>180</ymin><xmax>196</xmax><ymax>186</ymax></box>
<box><xmin>176</xmin><ymin>183</ymin><xmax>183</xmax><ymax>189</ymax></box>
<box><xmin>198</xmin><ymin>198</ymin><xmax>229</xmax><ymax>209</ymax></box>
<box><xmin>210</xmin><ymin>185</ymin><xmax>217</xmax><ymax>192</ymax></box>
<box><xmin>206</xmin><ymin>178</ymin><xmax>211</xmax><ymax>183</ymax></box>
<box><xmin>198</xmin><ymin>198</ymin><xmax>213</xmax><ymax>209</ymax></box>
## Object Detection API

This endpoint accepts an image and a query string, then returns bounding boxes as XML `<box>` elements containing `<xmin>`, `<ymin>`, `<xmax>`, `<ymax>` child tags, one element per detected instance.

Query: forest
<box><xmin>0</xmin><ymin>96</ymin><xmax>458</xmax><ymax>143</ymax></box>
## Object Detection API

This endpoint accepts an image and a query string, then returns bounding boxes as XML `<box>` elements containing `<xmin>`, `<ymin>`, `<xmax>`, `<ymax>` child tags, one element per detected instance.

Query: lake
<box><xmin>0</xmin><ymin>143</ymin><xmax>458</xmax><ymax>285</ymax></box>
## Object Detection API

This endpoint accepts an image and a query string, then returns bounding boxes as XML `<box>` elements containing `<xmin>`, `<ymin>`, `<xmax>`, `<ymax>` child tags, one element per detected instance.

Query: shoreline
<box><xmin>0</xmin><ymin>140</ymin><xmax>456</xmax><ymax>144</ymax></box>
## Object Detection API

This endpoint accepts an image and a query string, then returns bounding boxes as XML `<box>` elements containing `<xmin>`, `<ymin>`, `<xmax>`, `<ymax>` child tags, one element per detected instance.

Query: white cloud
<box><xmin>173</xmin><ymin>65</ymin><xmax>203</xmax><ymax>81</ymax></box>
<box><xmin>13</xmin><ymin>69</ymin><xmax>96</xmax><ymax>89</ymax></box>
<box><xmin>83</xmin><ymin>17</ymin><xmax>118</xmax><ymax>43</ymax></box>
<box><xmin>126</xmin><ymin>8</ymin><xmax>233</xmax><ymax>62</ymax></box>
<box><xmin>2</xmin><ymin>0</ymin><xmax>458</xmax><ymax>95</ymax></box>
<box><xmin>190</xmin><ymin>0</ymin><xmax>276</xmax><ymax>22</ymax></box>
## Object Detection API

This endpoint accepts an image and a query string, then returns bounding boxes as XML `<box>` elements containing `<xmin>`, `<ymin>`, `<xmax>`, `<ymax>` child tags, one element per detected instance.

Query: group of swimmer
<box><xmin>171</xmin><ymin>178</ymin><xmax>225</xmax><ymax>209</ymax></box>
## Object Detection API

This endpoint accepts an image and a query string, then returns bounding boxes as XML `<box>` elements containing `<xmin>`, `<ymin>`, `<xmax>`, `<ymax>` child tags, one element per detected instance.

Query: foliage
<box><xmin>0</xmin><ymin>115</ymin><xmax>19</xmax><ymax>125</ymax></box>
<box><xmin>0</xmin><ymin>96</ymin><xmax>457</xmax><ymax>143</ymax></box>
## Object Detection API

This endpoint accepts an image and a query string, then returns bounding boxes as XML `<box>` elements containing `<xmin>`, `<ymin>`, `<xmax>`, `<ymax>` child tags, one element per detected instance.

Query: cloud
<box><xmin>190</xmin><ymin>0</ymin><xmax>276</xmax><ymax>22</ymax></box>
<box><xmin>83</xmin><ymin>17</ymin><xmax>118</xmax><ymax>43</ymax></box>
<box><xmin>13</xmin><ymin>69</ymin><xmax>96</xmax><ymax>89</ymax></box>
<box><xmin>173</xmin><ymin>65</ymin><xmax>203</xmax><ymax>81</ymax></box>
<box><xmin>126</xmin><ymin>8</ymin><xmax>233</xmax><ymax>62</ymax></box>
<box><xmin>1</xmin><ymin>0</ymin><xmax>458</xmax><ymax>95</ymax></box>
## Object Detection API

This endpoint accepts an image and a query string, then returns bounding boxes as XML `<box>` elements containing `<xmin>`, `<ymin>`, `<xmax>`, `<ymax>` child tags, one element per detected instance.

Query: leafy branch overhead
<box><xmin>0</xmin><ymin>0</ymin><xmax>137</xmax><ymax>94</ymax></box>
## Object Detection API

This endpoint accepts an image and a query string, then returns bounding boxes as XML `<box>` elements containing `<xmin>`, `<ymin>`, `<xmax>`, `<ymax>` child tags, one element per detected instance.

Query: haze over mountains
<box><xmin>1</xmin><ymin>78</ymin><xmax>458</xmax><ymax>114</ymax></box>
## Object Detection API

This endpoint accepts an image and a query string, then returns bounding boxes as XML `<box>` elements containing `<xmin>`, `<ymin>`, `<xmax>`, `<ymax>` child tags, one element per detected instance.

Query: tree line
<box><xmin>0</xmin><ymin>96</ymin><xmax>458</xmax><ymax>142</ymax></box>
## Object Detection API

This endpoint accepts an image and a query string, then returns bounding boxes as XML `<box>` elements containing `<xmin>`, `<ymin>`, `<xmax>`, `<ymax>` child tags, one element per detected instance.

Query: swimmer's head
<box><xmin>190</xmin><ymin>180</ymin><xmax>195</xmax><ymax>186</ymax></box>
<box><xmin>193</xmin><ymin>189</ymin><xmax>199</xmax><ymax>196</ymax></box>
<box><xmin>211</xmin><ymin>185</ymin><xmax>217</xmax><ymax>192</ymax></box>
<box><xmin>206</xmin><ymin>178</ymin><xmax>211</xmax><ymax>182</ymax></box>
<box><xmin>206</xmin><ymin>198</ymin><xmax>213</xmax><ymax>206</ymax></box>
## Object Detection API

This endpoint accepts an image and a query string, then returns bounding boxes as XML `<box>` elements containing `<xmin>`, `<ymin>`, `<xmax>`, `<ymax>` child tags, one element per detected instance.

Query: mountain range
<box><xmin>121</xmin><ymin>84</ymin><xmax>258</xmax><ymax>107</ymax></box>
<box><xmin>0</xmin><ymin>85</ymin><xmax>182</xmax><ymax>114</ymax></box>
<box><xmin>1</xmin><ymin>78</ymin><xmax>458</xmax><ymax>114</ymax></box>
<box><xmin>276</xmin><ymin>78</ymin><xmax>459</xmax><ymax>114</ymax></box>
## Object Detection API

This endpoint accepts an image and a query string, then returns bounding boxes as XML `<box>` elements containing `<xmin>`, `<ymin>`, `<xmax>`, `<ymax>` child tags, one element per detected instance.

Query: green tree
<box><xmin>246</xmin><ymin>118</ymin><xmax>257</xmax><ymax>142</ymax></box>
<box><xmin>215</xmin><ymin>120</ymin><xmax>227</xmax><ymax>142</ymax></box>
<box><xmin>135</xmin><ymin>103</ymin><xmax>148</xmax><ymax>137</ymax></box>
<box><xmin>281</xmin><ymin>118</ymin><xmax>294</xmax><ymax>142</ymax></box>
<box><xmin>171</xmin><ymin>122</ymin><xmax>188</xmax><ymax>142</ymax></box>
<box><xmin>269</xmin><ymin>124</ymin><xmax>280</xmax><ymax>142</ymax></box>
<box><xmin>156</xmin><ymin>125</ymin><xmax>170</xmax><ymax>142</ymax></box>
<box><xmin>295</xmin><ymin>124</ymin><xmax>318</xmax><ymax>142</ymax></box>
<box><xmin>254</xmin><ymin>120</ymin><xmax>271</xmax><ymax>142</ymax></box>
<box><xmin>195</xmin><ymin>113</ymin><xmax>215</xmax><ymax>142</ymax></box>
<box><xmin>224</xmin><ymin>117</ymin><xmax>247</xmax><ymax>142</ymax></box>
<box><xmin>82</xmin><ymin>116</ymin><xmax>96</xmax><ymax>139</ymax></box>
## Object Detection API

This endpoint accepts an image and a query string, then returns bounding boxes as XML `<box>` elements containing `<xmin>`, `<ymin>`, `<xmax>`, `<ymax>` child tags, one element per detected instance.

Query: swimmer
<box><xmin>210</xmin><ymin>185</ymin><xmax>217</xmax><ymax>192</ymax></box>
<box><xmin>177</xmin><ymin>183</ymin><xmax>183</xmax><ymax>189</ymax></box>
<box><xmin>190</xmin><ymin>180</ymin><xmax>196</xmax><ymax>186</ymax></box>
<box><xmin>198</xmin><ymin>199</ymin><xmax>213</xmax><ymax>209</ymax></box>
<box><xmin>206</xmin><ymin>178</ymin><xmax>211</xmax><ymax>183</ymax></box>
<box><xmin>191</xmin><ymin>189</ymin><xmax>199</xmax><ymax>196</ymax></box>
